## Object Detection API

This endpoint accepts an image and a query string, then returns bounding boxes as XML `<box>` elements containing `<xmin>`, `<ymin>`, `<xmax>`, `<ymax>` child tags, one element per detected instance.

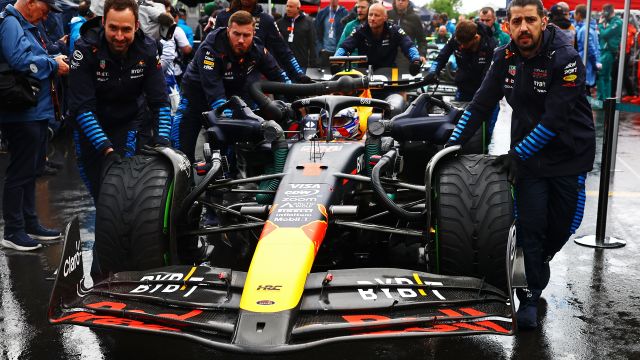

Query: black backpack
<box><xmin>0</xmin><ymin>11</ymin><xmax>42</xmax><ymax>111</ymax></box>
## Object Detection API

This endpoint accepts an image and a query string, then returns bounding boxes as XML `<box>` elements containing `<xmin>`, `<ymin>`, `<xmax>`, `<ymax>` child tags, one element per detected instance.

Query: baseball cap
<box><xmin>40</xmin><ymin>0</ymin><xmax>63</xmax><ymax>13</ymax></box>
<box><xmin>549</xmin><ymin>4</ymin><xmax>566</xmax><ymax>18</ymax></box>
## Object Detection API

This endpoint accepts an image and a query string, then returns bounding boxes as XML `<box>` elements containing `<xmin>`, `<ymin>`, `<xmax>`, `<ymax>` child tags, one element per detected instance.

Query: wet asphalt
<box><xmin>0</xmin><ymin>109</ymin><xmax>639</xmax><ymax>360</ymax></box>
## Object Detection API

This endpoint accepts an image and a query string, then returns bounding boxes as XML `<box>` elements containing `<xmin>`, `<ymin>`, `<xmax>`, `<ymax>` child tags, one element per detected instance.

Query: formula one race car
<box><xmin>49</xmin><ymin>56</ymin><xmax>525</xmax><ymax>354</ymax></box>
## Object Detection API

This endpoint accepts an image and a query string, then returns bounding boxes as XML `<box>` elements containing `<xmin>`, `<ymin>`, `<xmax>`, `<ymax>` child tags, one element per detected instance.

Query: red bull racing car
<box><xmin>49</xmin><ymin>56</ymin><xmax>526</xmax><ymax>354</ymax></box>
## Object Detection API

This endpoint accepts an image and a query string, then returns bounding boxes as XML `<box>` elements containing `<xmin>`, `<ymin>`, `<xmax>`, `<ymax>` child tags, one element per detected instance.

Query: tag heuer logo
<box><xmin>508</xmin><ymin>65</ymin><xmax>516</xmax><ymax>76</ymax></box>
<box><xmin>99</xmin><ymin>60</ymin><xmax>106</xmax><ymax>69</ymax></box>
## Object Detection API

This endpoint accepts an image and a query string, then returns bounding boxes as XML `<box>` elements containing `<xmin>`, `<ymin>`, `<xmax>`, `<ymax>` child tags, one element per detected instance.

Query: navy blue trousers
<box><xmin>1</xmin><ymin>120</ymin><xmax>48</xmax><ymax>234</ymax></box>
<box><xmin>515</xmin><ymin>174</ymin><xmax>586</xmax><ymax>297</ymax></box>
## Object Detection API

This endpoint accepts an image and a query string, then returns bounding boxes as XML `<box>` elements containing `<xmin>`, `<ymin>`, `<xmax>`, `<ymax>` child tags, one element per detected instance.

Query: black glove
<box><xmin>296</xmin><ymin>74</ymin><xmax>313</xmax><ymax>84</ymax></box>
<box><xmin>330</xmin><ymin>63</ymin><xmax>342</xmax><ymax>75</ymax></box>
<box><xmin>409</xmin><ymin>60</ymin><xmax>422</xmax><ymax>76</ymax></box>
<box><xmin>425</xmin><ymin>71</ymin><xmax>438</xmax><ymax>83</ymax></box>
<box><xmin>101</xmin><ymin>150</ymin><xmax>122</xmax><ymax>180</ymax></box>
<box><xmin>493</xmin><ymin>151</ymin><xmax>519</xmax><ymax>184</ymax></box>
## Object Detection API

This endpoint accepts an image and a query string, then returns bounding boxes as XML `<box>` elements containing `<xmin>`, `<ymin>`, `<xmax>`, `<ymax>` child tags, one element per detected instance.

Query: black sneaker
<box><xmin>26</xmin><ymin>224</ymin><xmax>62</xmax><ymax>240</ymax></box>
<box><xmin>1</xmin><ymin>231</ymin><xmax>42</xmax><ymax>251</ymax></box>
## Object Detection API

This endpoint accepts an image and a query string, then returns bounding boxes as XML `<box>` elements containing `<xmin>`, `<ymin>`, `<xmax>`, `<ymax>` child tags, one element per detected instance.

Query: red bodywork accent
<box><xmin>301</xmin><ymin>220</ymin><xmax>328</xmax><ymax>254</ymax></box>
<box><xmin>52</xmin><ymin>301</ymin><xmax>203</xmax><ymax>332</ymax></box>
<box><xmin>342</xmin><ymin>308</ymin><xmax>510</xmax><ymax>335</ymax></box>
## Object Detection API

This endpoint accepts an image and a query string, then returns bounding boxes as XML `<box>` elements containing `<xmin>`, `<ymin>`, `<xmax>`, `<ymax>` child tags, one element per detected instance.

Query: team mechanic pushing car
<box><xmin>445</xmin><ymin>0</ymin><xmax>596</xmax><ymax>329</ymax></box>
<box><xmin>170</xmin><ymin>10</ymin><xmax>289</xmax><ymax>164</ymax></box>
<box><xmin>68</xmin><ymin>0</ymin><xmax>171</xmax><ymax>201</ymax></box>
<box><xmin>426</xmin><ymin>20</ymin><xmax>497</xmax><ymax>102</ymax></box>
<box><xmin>214</xmin><ymin>0</ymin><xmax>310</xmax><ymax>83</ymax></box>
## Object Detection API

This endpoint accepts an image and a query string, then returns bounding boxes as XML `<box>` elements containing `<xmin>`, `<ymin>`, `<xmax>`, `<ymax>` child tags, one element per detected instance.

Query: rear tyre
<box><xmin>95</xmin><ymin>155</ymin><xmax>173</xmax><ymax>275</ymax></box>
<box><xmin>434</xmin><ymin>155</ymin><xmax>513</xmax><ymax>291</ymax></box>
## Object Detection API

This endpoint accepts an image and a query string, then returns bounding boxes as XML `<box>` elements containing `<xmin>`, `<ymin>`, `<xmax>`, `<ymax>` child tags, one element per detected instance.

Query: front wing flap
<box><xmin>49</xmin><ymin>219</ymin><xmax>515</xmax><ymax>354</ymax></box>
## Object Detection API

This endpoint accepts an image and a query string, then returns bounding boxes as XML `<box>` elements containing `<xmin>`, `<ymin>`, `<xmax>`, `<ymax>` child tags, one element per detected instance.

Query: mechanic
<box><xmin>426</xmin><ymin>20</ymin><xmax>496</xmax><ymax>101</ymax></box>
<box><xmin>444</xmin><ymin>0</ymin><xmax>595</xmax><ymax>330</ymax></box>
<box><xmin>214</xmin><ymin>0</ymin><xmax>309</xmax><ymax>83</ymax></box>
<box><xmin>335</xmin><ymin>3</ymin><xmax>423</xmax><ymax>74</ymax></box>
<box><xmin>68</xmin><ymin>0</ymin><xmax>171</xmax><ymax>201</ymax></box>
<box><xmin>171</xmin><ymin>10</ymin><xmax>289</xmax><ymax>163</ymax></box>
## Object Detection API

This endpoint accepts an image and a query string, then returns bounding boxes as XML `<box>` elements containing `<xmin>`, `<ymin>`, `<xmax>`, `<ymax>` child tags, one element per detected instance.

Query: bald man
<box><xmin>335</xmin><ymin>3</ymin><xmax>422</xmax><ymax>74</ymax></box>
<box><xmin>276</xmin><ymin>0</ymin><xmax>318</xmax><ymax>69</ymax></box>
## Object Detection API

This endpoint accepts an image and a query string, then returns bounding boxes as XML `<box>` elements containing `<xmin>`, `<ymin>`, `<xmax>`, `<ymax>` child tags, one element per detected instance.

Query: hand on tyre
<box><xmin>101</xmin><ymin>149</ymin><xmax>122</xmax><ymax>179</ymax></box>
<box><xmin>493</xmin><ymin>151</ymin><xmax>518</xmax><ymax>184</ymax></box>
<box><xmin>409</xmin><ymin>60</ymin><xmax>422</xmax><ymax>76</ymax></box>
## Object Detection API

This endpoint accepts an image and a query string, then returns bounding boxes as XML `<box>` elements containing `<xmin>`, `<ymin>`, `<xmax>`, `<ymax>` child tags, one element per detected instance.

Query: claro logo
<box><xmin>63</xmin><ymin>237</ymin><xmax>82</xmax><ymax>278</ymax></box>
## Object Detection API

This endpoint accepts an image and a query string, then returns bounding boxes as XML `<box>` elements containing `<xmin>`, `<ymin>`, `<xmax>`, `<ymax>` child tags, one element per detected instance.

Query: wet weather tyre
<box><xmin>434</xmin><ymin>155</ymin><xmax>513</xmax><ymax>291</ymax></box>
<box><xmin>95</xmin><ymin>155</ymin><xmax>172</xmax><ymax>275</ymax></box>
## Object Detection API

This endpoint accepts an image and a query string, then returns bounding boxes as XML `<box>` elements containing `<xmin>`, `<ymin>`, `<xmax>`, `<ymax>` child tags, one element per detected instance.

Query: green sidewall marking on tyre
<box><xmin>434</xmin><ymin>223</ymin><xmax>440</xmax><ymax>273</ymax></box>
<box><xmin>163</xmin><ymin>180</ymin><xmax>174</xmax><ymax>234</ymax></box>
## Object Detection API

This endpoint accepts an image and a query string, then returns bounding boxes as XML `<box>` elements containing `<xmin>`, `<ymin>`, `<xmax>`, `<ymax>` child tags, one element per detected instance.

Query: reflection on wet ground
<box><xmin>1</xmin><ymin>110</ymin><xmax>639</xmax><ymax>359</ymax></box>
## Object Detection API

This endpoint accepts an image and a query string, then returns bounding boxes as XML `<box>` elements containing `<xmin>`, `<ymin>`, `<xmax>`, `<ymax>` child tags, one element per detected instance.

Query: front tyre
<box><xmin>434</xmin><ymin>155</ymin><xmax>513</xmax><ymax>291</ymax></box>
<box><xmin>94</xmin><ymin>155</ymin><xmax>173</xmax><ymax>275</ymax></box>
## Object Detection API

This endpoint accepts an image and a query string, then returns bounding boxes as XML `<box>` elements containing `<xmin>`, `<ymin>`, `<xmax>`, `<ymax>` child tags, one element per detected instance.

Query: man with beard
<box><xmin>214</xmin><ymin>0</ymin><xmax>309</xmax><ymax>82</ymax></box>
<box><xmin>171</xmin><ymin>10</ymin><xmax>288</xmax><ymax>163</ymax></box>
<box><xmin>68</xmin><ymin>0</ymin><xmax>171</xmax><ymax>201</ymax></box>
<box><xmin>337</xmin><ymin>0</ymin><xmax>370</xmax><ymax>50</ymax></box>
<box><xmin>427</xmin><ymin>20</ymin><xmax>496</xmax><ymax>101</ymax></box>
<box><xmin>444</xmin><ymin>0</ymin><xmax>595</xmax><ymax>330</ymax></box>
<box><xmin>478</xmin><ymin>6</ymin><xmax>510</xmax><ymax>47</ymax></box>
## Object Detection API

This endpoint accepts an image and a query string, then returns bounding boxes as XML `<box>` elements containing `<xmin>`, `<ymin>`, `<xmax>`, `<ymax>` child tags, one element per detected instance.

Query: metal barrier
<box><xmin>574</xmin><ymin>98</ymin><xmax>629</xmax><ymax>249</ymax></box>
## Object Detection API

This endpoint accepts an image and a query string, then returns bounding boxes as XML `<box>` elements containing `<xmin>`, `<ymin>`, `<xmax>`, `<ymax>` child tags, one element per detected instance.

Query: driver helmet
<box><xmin>321</xmin><ymin>108</ymin><xmax>360</xmax><ymax>139</ymax></box>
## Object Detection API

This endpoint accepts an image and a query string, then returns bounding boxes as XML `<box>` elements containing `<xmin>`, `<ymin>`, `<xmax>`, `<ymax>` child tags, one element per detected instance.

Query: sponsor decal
<box><xmin>63</xmin><ymin>235</ymin><xmax>82</xmax><ymax>278</ymax></box>
<box><xmin>256</xmin><ymin>285</ymin><xmax>282</xmax><ymax>291</ymax></box>
<box><xmin>256</xmin><ymin>300</ymin><xmax>276</xmax><ymax>305</ymax></box>
<box><xmin>356</xmin><ymin>273</ymin><xmax>445</xmax><ymax>301</ymax></box>
<box><xmin>99</xmin><ymin>60</ymin><xmax>106</xmax><ymax>70</ymax></box>
<box><xmin>563</xmin><ymin>74</ymin><xmax>577</xmax><ymax>82</ymax></box>
<box><xmin>564</xmin><ymin>66</ymin><xmax>577</xmax><ymax>75</ymax></box>
<box><xmin>72</xmin><ymin>50</ymin><xmax>83</xmax><ymax>61</ymax></box>
<box><xmin>51</xmin><ymin>301</ymin><xmax>202</xmax><ymax>331</ymax></box>
<box><xmin>29</xmin><ymin>63</ymin><xmax>38</xmax><ymax>73</ymax></box>
<box><xmin>532</xmin><ymin>68</ymin><xmax>547</xmax><ymax>78</ymax></box>
<box><xmin>508</xmin><ymin>65</ymin><xmax>516</xmax><ymax>76</ymax></box>
<box><xmin>131</xmin><ymin>67</ymin><xmax>144</xmax><ymax>79</ymax></box>
<box><xmin>129</xmin><ymin>268</ymin><xmax>204</xmax><ymax>298</ymax></box>
<box><xmin>341</xmin><ymin>308</ymin><xmax>510</xmax><ymax>334</ymax></box>
<box><xmin>299</xmin><ymin>145</ymin><xmax>343</xmax><ymax>152</ymax></box>
<box><xmin>505</xmin><ymin>48</ymin><xmax>514</xmax><ymax>59</ymax></box>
